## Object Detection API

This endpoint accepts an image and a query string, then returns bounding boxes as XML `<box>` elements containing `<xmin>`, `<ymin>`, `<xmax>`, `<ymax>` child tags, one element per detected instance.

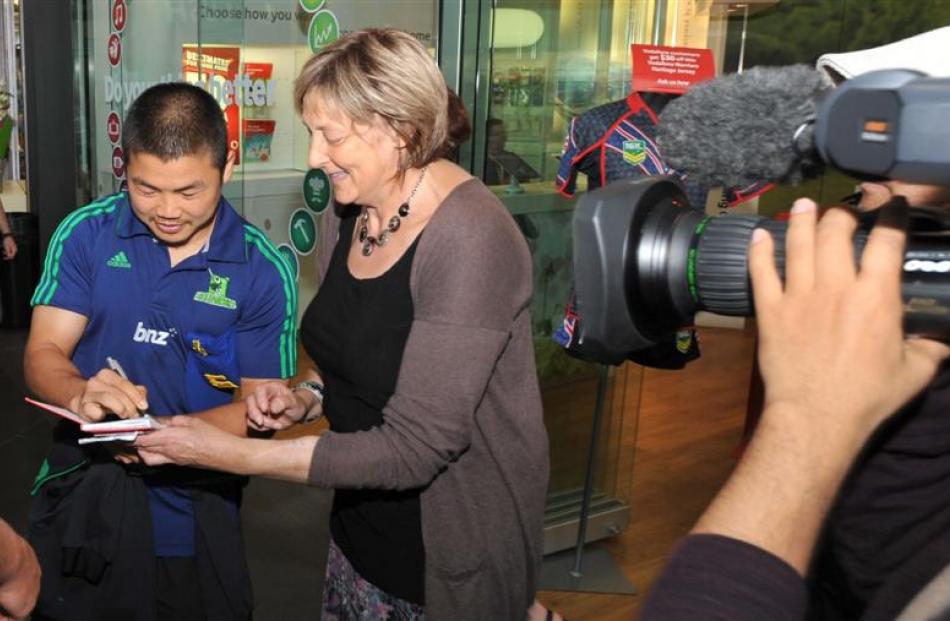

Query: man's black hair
<box><xmin>122</xmin><ymin>82</ymin><xmax>228</xmax><ymax>173</ymax></box>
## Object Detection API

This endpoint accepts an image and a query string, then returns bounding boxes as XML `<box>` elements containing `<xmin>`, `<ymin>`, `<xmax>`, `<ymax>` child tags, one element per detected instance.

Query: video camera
<box><xmin>572</xmin><ymin>69</ymin><xmax>950</xmax><ymax>365</ymax></box>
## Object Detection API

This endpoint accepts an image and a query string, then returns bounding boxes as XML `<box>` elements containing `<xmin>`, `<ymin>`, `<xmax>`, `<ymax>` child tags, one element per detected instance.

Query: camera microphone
<box><xmin>659</xmin><ymin>66</ymin><xmax>950</xmax><ymax>189</ymax></box>
<box><xmin>656</xmin><ymin>65</ymin><xmax>832</xmax><ymax>189</ymax></box>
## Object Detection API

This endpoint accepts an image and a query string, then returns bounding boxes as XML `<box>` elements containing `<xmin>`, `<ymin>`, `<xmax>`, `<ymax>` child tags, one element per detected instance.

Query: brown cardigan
<box><xmin>308</xmin><ymin>179</ymin><xmax>549</xmax><ymax>620</ymax></box>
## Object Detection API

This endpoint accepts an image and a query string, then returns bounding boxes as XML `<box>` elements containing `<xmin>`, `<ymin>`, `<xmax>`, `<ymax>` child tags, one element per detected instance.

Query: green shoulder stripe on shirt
<box><xmin>32</xmin><ymin>194</ymin><xmax>125</xmax><ymax>306</ymax></box>
<box><xmin>244</xmin><ymin>225</ymin><xmax>298</xmax><ymax>378</ymax></box>
<box><xmin>244</xmin><ymin>226</ymin><xmax>298</xmax><ymax>377</ymax></box>
<box><xmin>33</xmin><ymin>193</ymin><xmax>123</xmax><ymax>303</ymax></box>
<box><xmin>246</xmin><ymin>226</ymin><xmax>298</xmax><ymax>378</ymax></box>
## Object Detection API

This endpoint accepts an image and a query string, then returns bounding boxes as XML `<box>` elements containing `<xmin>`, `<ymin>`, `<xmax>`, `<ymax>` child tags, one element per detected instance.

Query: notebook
<box><xmin>25</xmin><ymin>397</ymin><xmax>163</xmax><ymax>444</ymax></box>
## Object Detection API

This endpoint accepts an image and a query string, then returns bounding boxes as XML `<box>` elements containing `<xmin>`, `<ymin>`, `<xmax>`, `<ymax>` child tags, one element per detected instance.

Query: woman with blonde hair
<box><xmin>136</xmin><ymin>28</ymin><xmax>550</xmax><ymax>620</ymax></box>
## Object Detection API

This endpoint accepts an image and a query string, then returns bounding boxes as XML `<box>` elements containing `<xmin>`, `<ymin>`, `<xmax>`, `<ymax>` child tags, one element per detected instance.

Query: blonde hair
<box><xmin>294</xmin><ymin>28</ymin><xmax>449</xmax><ymax>172</ymax></box>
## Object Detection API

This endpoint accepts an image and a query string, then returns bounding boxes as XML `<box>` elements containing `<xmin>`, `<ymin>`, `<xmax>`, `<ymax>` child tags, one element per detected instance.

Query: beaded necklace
<box><xmin>358</xmin><ymin>166</ymin><xmax>428</xmax><ymax>257</ymax></box>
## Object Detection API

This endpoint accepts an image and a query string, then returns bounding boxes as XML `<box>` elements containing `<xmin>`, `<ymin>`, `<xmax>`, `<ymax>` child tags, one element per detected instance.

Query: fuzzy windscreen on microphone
<box><xmin>656</xmin><ymin>65</ymin><xmax>834</xmax><ymax>189</ymax></box>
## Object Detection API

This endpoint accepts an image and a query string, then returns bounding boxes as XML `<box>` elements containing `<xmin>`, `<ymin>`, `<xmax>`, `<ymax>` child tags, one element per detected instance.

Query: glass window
<box><xmin>476</xmin><ymin>0</ymin><xmax>785</xmax><ymax>553</ymax></box>
<box><xmin>481</xmin><ymin>0</ymin><xmax>662</xmax><ymax>552</ymax></box>
<box><xmin>75</xmin><ymin>0</ymin><xmax>439</xmax><ymax>310</ymax></box>
<box><xmin>484</xmin><ymin>1</ymin><xmax>655</xmax><ymax>194</ymax></box>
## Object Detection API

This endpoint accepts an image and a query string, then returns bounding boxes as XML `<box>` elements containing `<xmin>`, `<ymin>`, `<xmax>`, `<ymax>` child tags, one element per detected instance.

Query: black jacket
<box><xmin>28</xmin><ymin>427</ymin><xmax>253</xmax><ymax>620</ymax></box>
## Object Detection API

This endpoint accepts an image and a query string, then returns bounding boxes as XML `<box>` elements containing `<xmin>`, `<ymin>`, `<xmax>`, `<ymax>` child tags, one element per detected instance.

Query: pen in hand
<box><xmin>106</xmin><ymin>356</ymin><xmax>150</xmax><ymax>418</ymax></box>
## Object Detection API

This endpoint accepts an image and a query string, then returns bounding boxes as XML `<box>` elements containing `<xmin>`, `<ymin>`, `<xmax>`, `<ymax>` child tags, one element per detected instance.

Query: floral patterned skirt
<box><xmin>322</xmin><ymin>538</ymin><xmax>426</xmax><ymax>620</ymax></box>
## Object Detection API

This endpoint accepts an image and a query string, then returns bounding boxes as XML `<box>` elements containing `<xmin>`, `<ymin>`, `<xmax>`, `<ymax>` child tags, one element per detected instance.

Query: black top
<box><xmin>300</xmin><ymin>211</ymin><xmax>425</xmax><ymax>604</ymax></box>
<box><xmin>641</xmin><ymin>534</ymin><xmax>807</xmax><ymax>621</ymax></box>
<box><xmin>643</xmin><ymin>365</ymin><xmax>950</xmax><ymax>621</ymax></box>
<box><xmin>808</xmin><ymin>363</ymin><xmax>950</xmax><ymax>620</ymax></box>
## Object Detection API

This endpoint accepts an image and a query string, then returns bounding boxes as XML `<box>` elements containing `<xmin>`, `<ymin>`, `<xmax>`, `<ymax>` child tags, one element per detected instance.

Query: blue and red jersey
<box><xmin>556</xmin><ymin>92</ymin><xmax>773</xmax><ymax>209</ymax></box>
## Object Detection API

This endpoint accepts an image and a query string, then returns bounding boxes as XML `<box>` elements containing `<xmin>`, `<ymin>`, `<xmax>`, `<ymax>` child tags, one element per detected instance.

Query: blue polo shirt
<box><xmin>31</xmin><ymin>191</ymin><xmax>297</xmax><ymax>556</ymax></box>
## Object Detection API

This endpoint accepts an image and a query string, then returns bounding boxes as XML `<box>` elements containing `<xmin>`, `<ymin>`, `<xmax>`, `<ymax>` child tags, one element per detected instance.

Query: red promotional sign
<box><xmin>631</xmin><ymin>44</ymin><xmax>715</xmax><ymax>94</ymax></box>
<box><xmin>112</xmin><ymin>0</ymin><xmax>127</xmax><ymax>32</ymax></box>
<box><xmin>112</xmin><ymin>146</ymin><xmax>125</xmax><ymax>179</ymax></box>
<box><xmin>182</xmin><ymin>46</ymin><xmax>242</xmax><ymax>164</ymax></box>
<box><xmin>107</xmin><ymin>111</ymin><xmax>122</xmax><ymax>145</ymax></box>
<box><xmin>244</xmin><ymin>62</ymin><xmax>273</xmax><ymax>81</ymax></box>
<box><xmin>107</xmin><ymin>33</ymin><xmax>122</xmax><ymax>66</ymax></box>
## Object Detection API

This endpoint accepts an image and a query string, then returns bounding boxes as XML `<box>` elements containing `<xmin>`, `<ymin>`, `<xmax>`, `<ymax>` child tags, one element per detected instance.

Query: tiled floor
<box><xmin>0</xmin><ymin>328</ymin><xmax>333</xmax><ymax>619</ymax></box>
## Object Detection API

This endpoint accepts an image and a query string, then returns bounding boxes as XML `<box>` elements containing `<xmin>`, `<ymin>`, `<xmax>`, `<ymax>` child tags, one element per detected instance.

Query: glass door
<box><xmin>466</xmin><ymin>0</ymin><xmax>662</xmax><ymax>553</ymax></box>
<box><xmin>459</xmin><ymin>0</ymin><xmax>778</xmax><ymax>554</ymax></box>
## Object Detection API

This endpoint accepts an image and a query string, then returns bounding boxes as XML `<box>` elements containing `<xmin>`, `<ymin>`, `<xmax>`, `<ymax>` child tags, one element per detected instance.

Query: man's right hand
<box><xmin>68</xmin><ymin>368</ymin><xmax>149</xmax><ymax>421</ymax></box>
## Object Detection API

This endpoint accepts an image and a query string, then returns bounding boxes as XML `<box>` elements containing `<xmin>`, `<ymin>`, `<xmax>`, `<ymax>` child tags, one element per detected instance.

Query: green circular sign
<box><xmin>277</xmin><ymin>244</ymin><xmax>300</xmax><ymax>282</ymax></box>
<box><xmin>299</xmin><ymin>0</ymin><xmax>325</xmax><ymax>12</ymax></box>
<box><xmin>308</xmin><ymin>10</ymin><xmax>340</xmax><ymax>52</ymax></box>
<box><xmin>289</xmin><ymin>209</ymin><xmax>317</xmax><ymax>256</ymax></box>
<box><xmin>303</xmin><ymin>168</ymin><xmax>331</xmax><ymax>213</ymax></box>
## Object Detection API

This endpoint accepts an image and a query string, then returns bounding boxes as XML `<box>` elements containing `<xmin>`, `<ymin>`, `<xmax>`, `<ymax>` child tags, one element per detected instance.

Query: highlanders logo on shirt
<box><xmin>193</xmin><ymin>269</ymin><xmax>237</xmax><ymax>310</ymax></box>
<box><xmin>622</xmin><ymin>139</ymin><xmax>647</xmax><ymax>166</ymax></box>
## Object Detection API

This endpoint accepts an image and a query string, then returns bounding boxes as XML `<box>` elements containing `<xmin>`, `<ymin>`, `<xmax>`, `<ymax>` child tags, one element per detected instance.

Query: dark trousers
<box><xmin>156</xmin><ymin>557</ymin><xmax>205</xmax><ymax>621</ymax></box>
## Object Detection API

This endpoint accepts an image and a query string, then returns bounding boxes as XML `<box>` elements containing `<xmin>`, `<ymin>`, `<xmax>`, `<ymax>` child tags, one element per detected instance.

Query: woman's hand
<box><xmin>134</xmin><ymin>416</ymin><xmax>240</xmax><ymax>468</ymax></box>
<box><xmin>134</xmin><ymin>415</ymin><xmax>319</xmax><ymax>483</ymax></box>
<box><xmin>246</xmin><ymin>381</ymin><xmax>317</xmax><ymax>431</ymax></box>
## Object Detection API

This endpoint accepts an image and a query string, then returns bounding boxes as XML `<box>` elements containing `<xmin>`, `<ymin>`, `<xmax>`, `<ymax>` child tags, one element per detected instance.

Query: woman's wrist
<box><xmin>242</xmin><ymin>435</ymin><xmax>319</xmax><ymax>483</ymax></box>
<box><xmin>293</xmin><ymin>380</ymin><xmax>325</xmax><ymax>423</ymax></box>
<box><xmin>292</xmin><ymin>388</ymin><xmax>317</xmax><ymax>421</ymax></box>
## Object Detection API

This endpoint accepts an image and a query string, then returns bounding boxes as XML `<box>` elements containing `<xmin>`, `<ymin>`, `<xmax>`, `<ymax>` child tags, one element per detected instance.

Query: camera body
<box><xmin>572</xmin><ymin>70</ymin><xmax>950</xmax><ymax>365</ymax></box>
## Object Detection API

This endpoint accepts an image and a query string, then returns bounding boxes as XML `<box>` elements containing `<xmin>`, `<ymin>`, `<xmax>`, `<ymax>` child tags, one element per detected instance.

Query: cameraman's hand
<box><xmin>858</xmin><ymin>180</ymin><xmax>950</xmax><ymax>212</ymax></box>
<box><xmin>750</xmin><ymin>198</ymin><xmax>949</xmax><ymax>444</ymax></box>
<box><xmin>690</xmin><ymin>199</ymin><xmax>949</xmax><ymax>575</ymax></box>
